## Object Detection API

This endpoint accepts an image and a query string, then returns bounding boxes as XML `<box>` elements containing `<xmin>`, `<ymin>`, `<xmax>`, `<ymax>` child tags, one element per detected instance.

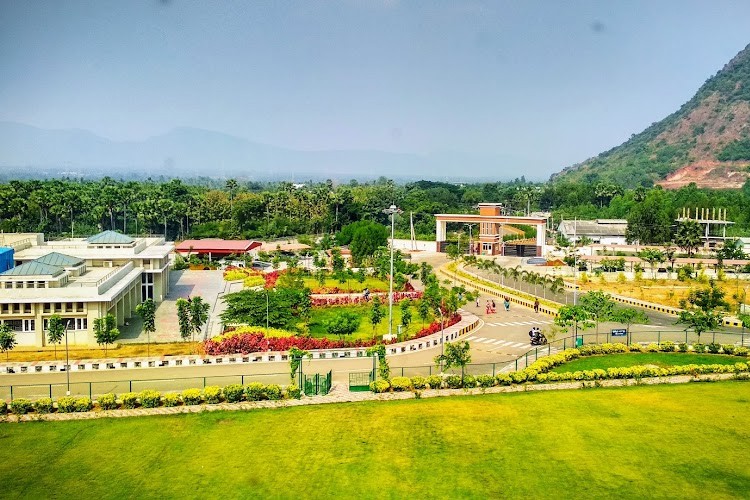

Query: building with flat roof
<box><xmin>174</xmin><ymin>239</ymin><xmax>261</xmax><ymax>260</ymax></box>
<box><xmin>0</xmin><ymin>231</ymin><xmax>173</xmax><ymax>346</ymax></box>
<box><xmin>557</xmin><ymin>219</ymin><xmax>628</xmax><ymax>245</ymax></box>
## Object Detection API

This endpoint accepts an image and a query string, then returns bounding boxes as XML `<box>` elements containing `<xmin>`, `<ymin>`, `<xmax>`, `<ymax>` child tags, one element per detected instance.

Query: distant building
<box><xmin>557</xmin><ymin>219</ymin><xmax>628</xmax><ymax>245</ymax></box>
<box><xmin>174</xmin><ymin>239</ymin><xmax>261</xmax><ymax>260</ymax></box>
<box><xmin>0</xmin><ymin>231</ymin><xmax>172</xmax><ymax>346</ymax></box>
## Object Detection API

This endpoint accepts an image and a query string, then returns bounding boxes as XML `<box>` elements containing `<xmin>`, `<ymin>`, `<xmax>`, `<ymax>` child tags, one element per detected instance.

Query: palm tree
<box><xmin>509</xmin><ymin>266</ymin><xmax>521</xmax><ymax>290</ymax></box>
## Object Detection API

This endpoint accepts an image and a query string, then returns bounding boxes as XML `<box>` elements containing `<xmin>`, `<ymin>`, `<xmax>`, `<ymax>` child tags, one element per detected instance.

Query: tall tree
<box><xmin>580</xmin><ymin>291</ymin><xmax>615</xmax><ymax>337</ymax></box>
<box><xmin>638</xmin><ymin>248</ymin><xmax>666</xmax><ymax>279</ymax></box>
<box><xmin>176</xmin><ymin>298</ymin><xmax>192</xmax><ymax>341</ymax></box>
<box><xmin>370</xmin><ymin>296</ymin><xmax>385</xmax><ymax>335</ymax></box>
<box><xmin>0</xmin><ymin>323</ymin><xmax>17</xmax><ymax>361</ymax></box>
<box><xmin>189</xmin><ymin>296</ymin><xmax>211</xmax><ymax>342</ymax></box>
<box><xmin>625</xmin><ymin>189</ymin><xmax>673</xmax><ymax>244</ymax></box>
<box><xmin>434</xmin><ymin>341</ymin><xmax>472</xmax><ymax>381</ymax></box>
<box><xmin>93</xmin><ymin>314</ymin><xmax>119</xmax><ymax>357</ymax></box>
<box><xmin>674</xmin><ymin>220</ymin><xmax>704</xmax><ymax>257</ymax></box>
<box><xmin>135</xmin><ymin>298</ymin><xmax>157</xmax><ymax>357</ymax></box>
<box><xmin>400</xmin><ymin>299</ymin><xmax>412</xmax><ymax>334</ymax></box>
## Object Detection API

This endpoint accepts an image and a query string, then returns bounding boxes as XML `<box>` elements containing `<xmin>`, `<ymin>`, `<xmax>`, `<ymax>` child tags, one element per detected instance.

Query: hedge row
<box><xmin>369</xmin><ymin>343</ymin><xmax>750</xmax><ymax>392</ymax></box>
<box><xmin>0</xmin><ymin>383</ymin><xmax>301</xmax><ymax>416</ymax></box>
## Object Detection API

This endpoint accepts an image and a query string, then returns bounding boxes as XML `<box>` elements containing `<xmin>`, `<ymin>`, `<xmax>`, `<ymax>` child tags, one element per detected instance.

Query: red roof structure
<box><xmin>174</xmin><ymin>239</ymin><xmax>261</xmax><ymax>257</ymax></box>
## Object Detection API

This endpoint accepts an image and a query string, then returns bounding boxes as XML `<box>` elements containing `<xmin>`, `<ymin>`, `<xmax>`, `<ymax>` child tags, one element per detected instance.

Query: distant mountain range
<box><xmin>553</xmin><ymin>43</ymin><xmax>750</xmax><ymax>189</ymax></box>
<box><xmin>0</xmin><ymin>121</ymin><xmax>528</xmax><ymax>182</ymax></box>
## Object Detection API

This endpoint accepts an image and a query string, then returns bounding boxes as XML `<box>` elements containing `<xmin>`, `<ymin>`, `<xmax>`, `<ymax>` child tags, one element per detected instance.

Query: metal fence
<box><xmin>304</xmin><ymin>371</ymin><xmax>332</xmax><ymax>396</ymax></box>
<box><xmin>0</xmin><ymin>372</ymin><xmax>290</xmax><ymax>401</ymax></box>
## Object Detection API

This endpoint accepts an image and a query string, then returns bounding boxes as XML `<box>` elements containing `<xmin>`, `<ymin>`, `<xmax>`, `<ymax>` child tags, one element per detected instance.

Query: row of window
<box><xmin>0</xmin><ymin>302</ymin><xmax>86</xmax><ymax>315</ymax></box>
<box><xmin>3</xmin><ymin>280</ymin><xmax>54</xmax><ymax>289</ymax></box>
<box><xmin>42</xmin><ymin>317</ymin><xmax>88</xmax><ymax>331</ymax></box>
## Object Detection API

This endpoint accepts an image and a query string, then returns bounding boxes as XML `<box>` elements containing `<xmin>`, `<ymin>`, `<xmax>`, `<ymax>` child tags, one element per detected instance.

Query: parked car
<box><xmin>526</xmin><ymin>257</ymin><xmax>547</xmax><ymax>265</ymax></box>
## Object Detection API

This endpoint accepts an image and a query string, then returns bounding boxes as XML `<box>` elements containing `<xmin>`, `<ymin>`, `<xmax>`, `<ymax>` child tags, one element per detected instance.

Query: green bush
<box><xmin>628</xmin><ymin>344</ymin><xmax>645</xmax><ymax>352</ymax></box>
<box><xmin>693</xmin><ymin>343</ymin><xmax>706</xmax><ymax>353</ymax></box>
<box><xmin>721</xmin><ymin>344</ymin><xmax>736</xmax><ymax>355</ymax></box>
<box><xmin>285</xmin><ymin>384</ymin><xmax>301</xmax><ymax>399</ymax></box>
<box><xmin>445</xmin><ymin>375</ymin><xmax>462</xmax><ymax>389</ymax></box>
<box><xmin>181</xmin><ymin>388</ymin><xmax>202</xmax><ymax>406</ymax></box>
<box><xmin>678</xmin><ymin>342</ymin><xmax>689</xmax><ymax>353</ymax></box>
<box><xmin>462</xmin><ymin>374</ymin><xmax>477</xmax><ymax>388</ymax></box>
<box><xmin>34</xmin><ymin>398</ymin><xmax>54</xmax><ymax>414</ymax></box>
<box><xmin>509</xmin><ymin>371</ymin><xmax>528</xmax><ymax>384</ymax></box>
<box><xmin>425</xmin><ymin>375</ymin><xmax>443</xmax><ymax>389</ymax></box>
<box><xmin>646</xmin><ymin>343</ymin><xmax>659</xmax><ymax>352</ymax></box>
<box><xmin>223</xmin><ymin>384</ymin><xmax>245</xmax><ymax>403</ymax></box>
<box><xmin>203</xmin><ymin>386</ymin><xmax>223</xmax><ymax>404</ymax></box>
<box><xmin>140</xmin><ymin>390</ymin><xmax>162</xmax><ymax>408</ymax></box>
<box><xmin>369</xmin><ymin>379</ymin><xmax>391</xmax><ymax>393</ymax></box>
<box><xmin>660</xmin><ymin>341</ymin><xmax>675</xmax><ymax>352</ymax></box>
<box><xmin>0</xmin><ymin>399</ymin><xmax>6</xmax><ymax>414</ymax></box>
<box><xmin>476</xmin><ymin>374</ymin><xmax>495</xmax><ymax>388</ymax></box>
<box><xmin>75</xmin><ymin>397</ymin><xmax>93</xmax><ymax>412</ymax></box>
<box><xmin>265</xmin><ymin>384</ymin><xmax>283</xmax><ymax>401</ymax></box>
<box><xmin>98</xmin><ymin>393</ymin><xmax>118</xmax><ymax>410</ymax></box>
<box><xmin>390</xmin><ymin>376</ymin><xmax>412</xmax><ymax>392</ymax></box>
<box><xmin>495</xmin><ymin>373</ymin><xmax>512</xmax><ymax>386</ymax></box>
<box><xmin>163</xmin><ymin>393</ymin><xmax>181</xmax><ymax>407</ymax></box>
<box><xmin>735</xmin><ymin>346</ymin><xmax>749</xmax><ymax>357</ymax></box>
<box><xmin>410</xmin><ymin>376</ymin><xmax>427</xmax><ymax>389</ymax></box>
<box><xmin>121</xmin><ymin>392</ymin><xmax>139</xmax><ymax>409</ymax></box>
<box><xmin>10</xmin><ymin>399</ymin><xmax>32</xmax><ymax>415</ymax></box>
<box><xmin>57</xmin><ymin>396</ymin><xmax>77</xmax><ymax>413</ymax></box>
<box><xmin>245</xmin><ymin>382</ymin><xmax>266</xmax><ymax>401</ymax></box>
<box><xmin>707</xmin><ymin>343</ymin><xmax>721</xmax><ymax>354</ymax></box>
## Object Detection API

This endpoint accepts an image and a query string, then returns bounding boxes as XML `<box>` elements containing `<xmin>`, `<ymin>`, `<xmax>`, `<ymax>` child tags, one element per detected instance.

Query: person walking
<box><xmin>534</xmin><ymin>298</ymin><xmax>539</xmax><ymax>313</ymax></box>
<box><xmin>503</xmin><ymin>297</ymin><xmax>510</xmax><ymax>311</ymax></box>
<box><xmin>476</xmin><ymin>296</ymin><xmax>480</xmax><ymax>308</ymax></box>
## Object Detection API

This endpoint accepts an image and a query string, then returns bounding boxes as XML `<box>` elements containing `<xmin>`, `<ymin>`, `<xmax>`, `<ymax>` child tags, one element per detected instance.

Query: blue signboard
<box><xmin>611</xmin><ymin>329</ymin><xmax>627</xmax><ymax>337</ymax></box>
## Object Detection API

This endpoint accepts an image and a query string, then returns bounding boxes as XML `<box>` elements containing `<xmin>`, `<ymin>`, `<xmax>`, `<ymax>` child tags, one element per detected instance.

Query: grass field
<box><xmin>552</xmin><ymin>352</ymin><xmax>747</xmax><ymax>372</ymax></box>
<box><xmin>1</xmin><ymin>382</ymin><xmax>748</xmax><ymax>498</ymax></box>
<box><xmin>4</xmin><ymin>341</ymin><xmax>202</xmax><ymax>363</ymax></box>
<box><xmin>303</xmin><ymin>276</ymin><xmax>391</xmax><ymax>293</ymax></box>
<box><xmin>306</xmin><ymin>304</ymin><xmax>434</xmax><ymax>340</ymax></box>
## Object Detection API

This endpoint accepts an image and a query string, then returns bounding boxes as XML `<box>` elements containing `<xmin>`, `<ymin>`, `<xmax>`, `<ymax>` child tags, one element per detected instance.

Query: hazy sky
<box><xmin>1</xmin><ymin>0</ymin><xmax>749</xmax><ymax>179</ymax></box>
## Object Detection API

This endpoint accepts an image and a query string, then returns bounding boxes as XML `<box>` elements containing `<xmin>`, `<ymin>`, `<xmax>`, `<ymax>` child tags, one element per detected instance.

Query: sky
<box><xmin>1</xmin><ymin>0</ymin><xmax>750</xmax><ymax>180</ymax></box>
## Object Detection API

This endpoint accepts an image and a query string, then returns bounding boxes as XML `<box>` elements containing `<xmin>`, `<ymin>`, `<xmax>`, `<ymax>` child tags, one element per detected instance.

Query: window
<box><xmin>141</xmin><ymin>273</ymin><xmax>154</xmax><ymax>301</ymax></box>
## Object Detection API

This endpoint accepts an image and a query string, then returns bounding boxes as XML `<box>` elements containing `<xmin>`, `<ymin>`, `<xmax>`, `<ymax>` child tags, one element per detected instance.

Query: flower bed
<box><xmin>310</xmin><ymin>291</ymin><xmax>423</xmax><ymax>308</ymax></box>
<box><xmin>204</xmin><ymin>311</ymin><xmax>460</xmax><ymax>356</ymax></box>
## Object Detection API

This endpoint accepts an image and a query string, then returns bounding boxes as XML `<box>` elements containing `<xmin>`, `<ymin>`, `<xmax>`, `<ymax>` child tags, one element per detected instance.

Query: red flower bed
<box><xmin>311</xmin><ymin>286</ymin><xmax>387</xmax><ymax>294</ymax></box>
<box><xmin>310</xmin><ymin>291</ymin><xmax>423</xmax><ymax>308</ymax></box>
<box><xmin>264</xmin><ymin>270</ymin><xmax>283</xmax><ymax>288</ymax></box>
<box><xmin>203</xmin><ymin>311</ymin><xmax>461</xmax><ymax>355</ymax></box>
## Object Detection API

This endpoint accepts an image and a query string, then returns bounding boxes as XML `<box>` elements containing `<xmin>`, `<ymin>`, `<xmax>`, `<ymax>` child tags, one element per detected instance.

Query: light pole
<box><xmin>464</xmin><ymin>224</ymin><xmax>476</xmax><ymax>256</ymax></box>
<box><xmin>266</xmin><ymin>288</ymin><xmax>270</xmax><ymax>337</ymax></box>
<box><xmin>64</xmin><ymin>320</ymin><xmax>72</xmax><ymax>396</ymax></box>
<box><xmin>438</xmin><ymin>306</ymin><xmax>445</xmax><ymax>373</ymax></box>
<box><xmin>383</xmin><ymin>204</ymin><xmax>402</xmax><ymax>339</ymax></box>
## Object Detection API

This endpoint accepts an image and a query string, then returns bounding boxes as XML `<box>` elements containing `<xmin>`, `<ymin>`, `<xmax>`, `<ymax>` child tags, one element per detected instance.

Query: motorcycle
<box><xmin>530</xmin><ymin>333</ymin><xmax>548</xmax><ymax>346</ymax></box>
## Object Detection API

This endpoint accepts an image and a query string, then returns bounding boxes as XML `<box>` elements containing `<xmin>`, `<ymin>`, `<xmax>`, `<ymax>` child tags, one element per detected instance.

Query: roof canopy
<box><xmin>87</xmin><ymin>230</ymin><xmax>135</xmax><ymax>245</ymax></box>
<box><xmin>1</xmin><ymin>261</ymin><xmax>64</xmax><ymax>277</ymax></box>
<box><xmin>175</xmin><ymin>239</ymin><xmax>260</xmax><ymax>254</ymax></box>
<box><xmin>35</xmin><ymin>252</ymin><xmax>84</xmax><ymax>267</ymax></box>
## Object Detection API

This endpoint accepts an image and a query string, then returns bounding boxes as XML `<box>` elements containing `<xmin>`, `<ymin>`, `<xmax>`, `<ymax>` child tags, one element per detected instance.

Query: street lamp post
<box><xmin>266</xmin><ymin>288</ymin><xmax>270</xmax><ymax>337</ymax></box>
<box><xmin>383</xmin><ymin>204</ymin><xmax>402</xmax><ymax>339</ymax></box>
<box><xmin>64</xmin><ymin>320</ymin><xmax>72</xmax><ymax>396</ymax></box>
<box><xmin>438</xmin><ymin>306</ymin><xmax>445</xmax><ymax>373</ymax></box>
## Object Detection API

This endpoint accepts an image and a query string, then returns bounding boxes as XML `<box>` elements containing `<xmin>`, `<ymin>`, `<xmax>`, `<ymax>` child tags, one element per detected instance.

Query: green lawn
<box><xmin>552</xmin><ymin>352</ymin><xmax>746</xmax><ymax>373</ymax></box>
<box><xmin>303</xmin><ymin>276</ymin><xmax>390</xmax><ymax>292</ymax></box>
<box><xmin>305</xmin><ymin>304</ymin><xmax>434</xmax><ymax>340</ymax></box>
<box><xmin>1</xmin><ymin>382</ymin><xmax>749</xmax><ymax>498</ymax></box>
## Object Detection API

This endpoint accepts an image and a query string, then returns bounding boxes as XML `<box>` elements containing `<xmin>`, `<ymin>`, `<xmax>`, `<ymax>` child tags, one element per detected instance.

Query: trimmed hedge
<box><xmin>140</xmin><ymin>390</ymin><xmax>161</xmax><ymax>408</ymax></box>
<box><xmin>182</xmin><ymin>389</ymin><xmax>203</xmax><ymax>406</ymax></box>
<box><xmin>164</xmin><ymin>393</ymin><xmax>181</xmax><ymax>407</ymax></box>
<box><xmin>390</xmin><ymin>377</ymin><xmax>412</xmax><ymax>392</ymax></box>
<box><xmin>0</xmin><ymin>399</ymin><xmax>6</xmax><ymax>414</ymax></box>
<box><xmin>10</xmin><ymin>399</ymin><xmax>32</xmax><ymax>415</ymax></box>
<box><xmin>33</xmin><ymin>398</ymin><xmax>54</xmax><ymax>414</ymax></box>
<box><xmin>99</xmin><ymin>393</ymin><xmax>118</xmax><ymax>410</ymax></box>
<box><xmin>121</xmin><ymin>392</ymin><xmax>139</xmax><ymax>409</ymax></box>
<box><xmin>203</xmin><ymin>386</ymin><xmax>223</xmax><ymax>404</ymax></box>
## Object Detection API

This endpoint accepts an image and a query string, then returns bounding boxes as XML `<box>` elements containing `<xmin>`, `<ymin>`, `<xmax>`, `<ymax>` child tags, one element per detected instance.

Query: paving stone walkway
<box><xmin>1</xmin><ymin>373</ymin><xmax>738</xmax><ymax>423</ymax></box>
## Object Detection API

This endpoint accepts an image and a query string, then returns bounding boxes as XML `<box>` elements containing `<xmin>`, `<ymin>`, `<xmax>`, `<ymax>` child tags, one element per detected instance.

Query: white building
<box><xmin>0</xmin><ymin>231</ymin><xmax>173</xmax><ymax>346</ymax></box>
<box><xmin>557</xmin><ymin>219</ymin><xmax>628</xmax><ymax>245</ymax></box>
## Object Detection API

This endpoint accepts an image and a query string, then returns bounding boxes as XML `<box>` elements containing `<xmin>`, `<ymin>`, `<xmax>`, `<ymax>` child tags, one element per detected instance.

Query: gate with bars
<box><xmin>303</xmin><ymin>370</ymin><xmax>332</xmax><ymax>396</ymax></box>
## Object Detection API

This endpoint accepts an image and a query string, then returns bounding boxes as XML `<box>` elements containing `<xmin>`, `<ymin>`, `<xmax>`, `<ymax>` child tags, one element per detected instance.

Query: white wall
<box><xmin>389</xmin><ymin>239</ymin><xmax>437</xmax><ymax>252</ymax></box>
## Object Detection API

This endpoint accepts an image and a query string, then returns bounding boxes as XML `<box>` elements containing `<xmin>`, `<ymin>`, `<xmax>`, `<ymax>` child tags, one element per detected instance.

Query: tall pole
<box><xmin>383</xmin><ymin>205</ymin><xmax>401</xmax><ymax>338</ymax></box>
<box><xmin>573</xmin><ymin>217</ymin><xmax>578</xmax><ymax>307</ymax></box>
<box><xmin>266</xmin><ymin>289</ymin><xmax>270</xmax><ymax>336</ymax></box>
<box><xmin>65</xmin><ymin>320</ymin><xmax>71</xmax><ymax>396</ymax></box>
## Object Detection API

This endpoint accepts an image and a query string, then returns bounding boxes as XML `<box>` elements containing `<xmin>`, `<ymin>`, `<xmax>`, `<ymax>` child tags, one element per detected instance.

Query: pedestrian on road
<box><xmin>534</xmin><ymin>298</ymin><xmax>539</xmax><ymax>313</ymax></box>
<box><xmin>491</xmin><ymin>299</ymin><xmax>496</xmax><ymax>310</ymax></box>
<box><xmin>476</xmin><ymin>296</ymin><xmax>480</xmax><ymax>308</ymax></box>
<box><xmin>503</xmin><ymin>297</ymin><xmax>510</xmax><ymax>311</ymax></box>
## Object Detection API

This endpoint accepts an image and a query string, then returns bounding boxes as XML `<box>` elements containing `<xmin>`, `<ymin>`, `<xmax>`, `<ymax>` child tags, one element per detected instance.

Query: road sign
<box><xmin>611</xmin><ymin>329</ymin><xmax>627</xmax><ymax>337</ymax></box>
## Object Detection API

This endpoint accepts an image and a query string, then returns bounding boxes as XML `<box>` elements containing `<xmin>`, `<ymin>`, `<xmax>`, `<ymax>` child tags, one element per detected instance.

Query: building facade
<box><xmin>0</xmin><ymin>231</ymin><xmax>173</xmax><ymax>346</ymax></box>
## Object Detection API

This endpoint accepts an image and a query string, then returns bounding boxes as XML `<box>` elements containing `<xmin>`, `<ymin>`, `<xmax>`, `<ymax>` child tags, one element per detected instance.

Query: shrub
<box><xmin>721</xmin><ymin>344</ymin><xmax>736</xmax><ymax>355</ymax></box>
<box><xmin>410</xmin><ymin>376</ymin><xmax>427</xmax><ymax>389</ymax></box>
<box><xmin>476</xmin><ymin>374</ymin><xmax>495</xmax><ymax>388</ymax></box>
<box><xmin>265</xmin><ymin>384</ymin><xmax>283</xmax><ymax>401</ymax></box>
<box><xmin>10</xmin><ymin>399</ymin><xmax>32</xmax><ymax>415</ymax></box>
<box><xmin>646</xmin><ymin>343</ymin><xmax>659</xmax><ymax>352</ymax></box>
<box><xmin>369</xmin><ymin>379</ymin><xmax>391</xmax><ymax>393</ymax></box>
<box><xmin>98</xmin><ymin>393</ymin><xmax>118</xmax><ymax>410</ymax></box>
<box><xmin>678</xmin><ymin>342</ymin><xmax>689</xmax><ymax>353</ymax></box>
<box><xmin>660</xmin><ymin>341</ymin><xmax>675</xmax><ymax>352</ymax></box>
<box><xmin>34</xmin><ymin>398</ymin><xmax>54</xmax><ymax>414</ymax></box>
<box><xmin>509</xmin><ymin>371</ymin><xmax>528</xmax><ymax>384</ymax></box>
<box><xmin>245</xmin><ymin>382</ymin><xmax>266</xmax><ymax>401</ymax></box>
<box><xmin>203</xmin><ymin>386</ymin><xmax>223</xmax><ymax>404</ymax></box>
<box><xmin>0</xmin><ymin>399</ymin><xmax>6</xmax><ymax>414</ymax></box>
<box><xmin>163</xmin><ymin>393</ymin><xmax>181</xmax><ymax>407</ymax></box>
<box><xmin>426</xmin><ymin>375</ymin><xmax>443</xmax><ymax>389</ymax></box>
<box><xmin>285</xmin><ymin>384</ymin><xmax>301</xmax><ymax>399</ymax></box>
<box><xmin>735</xmin><ymin>362</ymin><xmax>748</xmax><ymax>373</ymax></box>
<box><xmin>693</xmin><ymin>343</ymin><xmax>706</xmax><ymax>353</ymax></box>
<box><xmin>182</xmin><ymin>388</ymin><xmax>203</xmax><ymax>406</ymax></box>
<box><xmin>57</xmin><ymin>396</ymin><xmax>77</xmax><ymax>413</ymax></box>
<box><xmin>628</xmin><ymin>344</ymin><xmax>645</xmax><ymax>352</ymax></box>
<box><xmin>707</xmin><ymin>343</ymin><xmax>721</xmax><ymax>354</ymax></box>
<box><xmin>495</xmin><ymin>373</ymin><xmax>512</xmax><ymax>386</ymax></box>
<box><xmin>462</xmin><ymin>374</ymin><xmax>477</xmax><ymax>388</ymax></box>
<box><xmin>390</xmin><ymin>376</ymin><xmax>412</xmax><ymax>392</ymax></box>
<box><xmin>140</xmin><ymin>390</ymin><xmax>162</xmax><ymax>408</ymax></box>
<box><xmin>223</xmin><ymin>384</ymin><xmax>245</xmax><ymax>403</ymax></box>
<box><xmin>121</xmin><ymin>392</ymin><xmax>139</xmax><ymax>409</ymax></box>
<box><xmin>75</xmin><ymin>397</ymin><xmax>93</xmax><ymax>412</ymax></box>
<box><xmin>445</xmin><ymin>375</ymin><xmax>463</xmax><ymax>389</ymax></box>
<box><xmin>735</xmin><ymin>347</ymin><xmax>749</xmax><ymax>357</ymax></box>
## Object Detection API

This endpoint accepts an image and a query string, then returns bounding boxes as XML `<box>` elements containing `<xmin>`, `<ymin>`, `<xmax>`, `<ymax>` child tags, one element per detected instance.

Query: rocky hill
<box><xmin>553</xmin><ymin>43</ymin><xmax>750</xmax><ymax>189</ymax></box>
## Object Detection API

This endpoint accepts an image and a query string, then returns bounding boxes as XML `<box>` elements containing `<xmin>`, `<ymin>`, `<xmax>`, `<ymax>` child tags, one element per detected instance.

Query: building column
<box><xmin>435</xmin><ymin>220</ymin><xmax>447</xmax><ymax>243</ymax></box>
<box><xmin>536</xmin><ymin>222</ymin><xmax>545</xmax><ymax>256</ymax></box>
<box><xmin>117</xmin><ymin>297</ymin><xmax>125</xmax><ymax>326</ymax></box>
